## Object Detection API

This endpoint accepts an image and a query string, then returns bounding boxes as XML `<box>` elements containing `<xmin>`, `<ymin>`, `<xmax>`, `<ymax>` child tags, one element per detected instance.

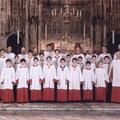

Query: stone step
<box><xmin>0</xmin><ymin>103</ymin><xmax>120</xmax><ymax>112</ymax></box>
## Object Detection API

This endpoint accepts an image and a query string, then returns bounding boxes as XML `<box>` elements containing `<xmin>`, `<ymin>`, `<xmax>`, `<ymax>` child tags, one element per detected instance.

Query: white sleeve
<box><xmin>11</xmin><ymin>68</ymin><xmax>15</xmax><ymax>83</ymax></box>
<box><xmin>0</xmin><ymin>68</ymin><xmax>4</xmax><ymax>83</ymax></box>
<box><xmin>39</xmin><ymin>66</ymin><xmax>43</xmax><ymax>80</ymax></box>
<box><xmin>53</xmin><ymin>65</ymin><xmax>57</xmax><ymax>79</ymax></box>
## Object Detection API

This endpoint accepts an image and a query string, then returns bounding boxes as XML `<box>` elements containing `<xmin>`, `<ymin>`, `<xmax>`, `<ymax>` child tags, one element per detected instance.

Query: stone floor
<box><xmin>0</xmin><ymin>103</ymin><xmax>120</xmax><ymax>120</ymax></box>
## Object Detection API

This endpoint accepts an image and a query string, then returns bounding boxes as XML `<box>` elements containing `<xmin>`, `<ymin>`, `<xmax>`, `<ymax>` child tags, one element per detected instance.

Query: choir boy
<box><xmin>42</xmin><ymin>56</ymin><xmax>56</xmax><ymax>101</ymax></box>
<box><xmin>69</xmin><ymin>58</ymin><xmax>83</xmax><ymax>101</ymax></box>
<box><xmin>0</xmin><ymin>59</ymin><xmax>15</xmax><ymax>103</ymax></box>
<box><xmin>95</xmin><ymin>61</ymin><xmax>108</xmax><ymax>101</ymax></box>
<box><xmin>16</xmin><ymin>59</ymin><xmax>29</xmax><ymax>103</ymax></box>
<box><xmin>30</xmin><ymin>57</ymin><xmax>43</xmax><ymax>101</ymax></box>
<box><xmin>57</xmin><ymin>58</ymin><xmax>69</xmax><ymax>102</ymax></box>
<box><xmin>82</xmin><ymin>61</ymin><xmax>95</xmax><ymax>101</ymax></box>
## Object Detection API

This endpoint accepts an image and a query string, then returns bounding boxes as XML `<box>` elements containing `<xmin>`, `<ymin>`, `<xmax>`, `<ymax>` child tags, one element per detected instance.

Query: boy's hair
<box><xmin>39</xmin><ymin>52</ymin><xmax>44</xmax><ymax>56</ymax></box>
<box><xmin>20</xmin><ymin>59</ymin><xmax>26</xmax><ymax>63</ymax></box>
<box><xmin>86</xmin><ymin>61</ymin><xmax>91</xmax><ymax>65</ymax></box>
<box><xmin>66</xmin><ymin>54</ymin><xmax>71</xmax><ymax>57</ymax></box>
<box><xmin>6</xmin><ymin>59</ymin><xmax>12</xmax><ymax>63</ymax></box>
<box><xmin>92</xmin><ymin>55</ymin><xmax>97</xmax><ymax>58</ymax></box>
<box><xmin>14</xmin><ymin>55</ymin><xmax>19</xmax><ymax>59</ymax></box>
<box><xmin>78</xmin><ymin>56</ymin><xmax>83</xmax><ymax>60</ymax></box>
<box><xmin>0</xmin><ymin>48</ymin><xmax>5</xmax><ymax>52</ymax></box>
<box><xmin>60</xmin><ymin>58</ymin><xmax>66</xmax><ymax>62</ymax></box>
<box><xmin>33</xmin><ymin>57</ymin><xmax>39</xmax><ymax>61</ymax></box>
<box><xmin>46</xmin><ymin>56</ymin><xmax>52</xmax><ymax>60</ymax></box>
<box><xmin>72</xmin><ymin>58</ymin><xmax>77</xmax><ymax>62</ymax></box>
<box><xmin>104</xmin><ymin>56</ymin><xmax>110</xmax><ymax>60</ymax></box>
<box><xmin>55</xmin><ymin>49</ymin><xmax>60</xmax><ymax>53</ymax></box>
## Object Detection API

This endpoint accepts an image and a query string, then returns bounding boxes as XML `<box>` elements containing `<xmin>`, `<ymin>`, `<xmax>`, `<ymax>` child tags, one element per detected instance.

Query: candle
<box><xmin>83</xmin><ymin>24</ymin><xmax>86</xmax><ymax>39</ymax></box>
<box><xmin>17</xmin><ymin>30</ymin><xmax>20</xmax><ymax>44</ymax></box>
<box><xmin>73</xmin><ymin>8</ymin><xmax>75</xmax><ymax>15</ymax></box>
<box><xmin>52</xmin><ymin>10</ymin><xmax>54</xmax><ymax>16</ymax></box>
<box><xmin>77</xmin><ymin>10</ymin><xmax>79</xmax><ymax>18</ymax></box>
<box><xmin>45</xmin><ymin>24</ymin><xmax>47</xmax><ymax>40</ymax></box>
<box><xmin>60</xmin><ymin>7</ymin><xmax>62</xmax><ymax>14</ymax></box>
<box><xmin>54</xmin><ymin>9</ymin><xmax>56</xmax><ymax>16</ymax></box>
<box><xmin>80</xmin><ymin>10</ymin><xmax>82</xmax><ymax>18</ymax></box>
<box><xmin>112</xmin><ymin>30</ymin><xmax>115</xmax><ymax>44</ymax></box>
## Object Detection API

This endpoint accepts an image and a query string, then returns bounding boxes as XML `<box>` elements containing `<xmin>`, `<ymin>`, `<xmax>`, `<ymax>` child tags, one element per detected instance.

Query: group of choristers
<box><xmin>0</xmin><ymin>44</ymin><xmax>120</xmax><ymax>103</ymax></box>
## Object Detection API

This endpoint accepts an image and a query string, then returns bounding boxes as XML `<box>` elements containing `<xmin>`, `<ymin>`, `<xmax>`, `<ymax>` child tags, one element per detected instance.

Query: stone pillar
<box><xmin>38</xmin><ymin>4</ymin><xmax>42</xmax><ymax>51</ymax></box>
<box><xmin>0</xmin><ymin>0</ymin><xmax>7</xmax><ymax>49</ymax></box>
<box><xmin>103</xmin><ymin>0</ymin><xmax>107</xmax><ymax>46</ymax></box>
<box><xmin>25</xmin><ymin>0</ymin><xmax>29</xmax><ymax>52</ymax></box>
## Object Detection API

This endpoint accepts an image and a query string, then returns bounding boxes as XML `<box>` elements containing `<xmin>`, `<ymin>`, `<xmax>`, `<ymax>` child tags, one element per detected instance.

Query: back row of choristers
<box><xmin>0</xmin><ymin>43</ymin><xmax>120</xmax><ymax>103</ymax></box>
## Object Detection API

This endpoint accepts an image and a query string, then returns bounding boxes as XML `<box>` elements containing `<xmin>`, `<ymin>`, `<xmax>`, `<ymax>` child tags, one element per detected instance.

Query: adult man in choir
<box><xmin>5</xmin><ymin>46</ymin><xmax>15</xmax><ymax>61</ymax></box>
<box><xmin>109</xmin><ymin>52</ymin><xmax>120</xmax><ymax>103</ymax></box>
<box><xmin>44</xmin><ymin>44</ymin><xmax>55</xmax><ymax>59</ymax></box>
<box><xmin>99</xmin><ymin>46</ymin><xmax>112</xmax><ymax>61</ymax></box>
<box><xmin>114</xmin><ymin>44</ymin><xmax>120</xmax><ymax>59</ymax></box>
<box><xmin>73</xmin><ymin>46</ymin><xmax>85</xmax><ymax>64</ymax></box>
<box><xmin>0</xmin><ymin>49</ymin><xmax>7</xmax><ymax>100</ymax></box>
<box><xmin>18</xmin><ymin>47</ymin><xmax>28</xmax><ymax>60</ymax></box>
<box><xmin>33</xmin><ymin>47</ymin><xmax>39</xmax><ymax>58</ymax></box>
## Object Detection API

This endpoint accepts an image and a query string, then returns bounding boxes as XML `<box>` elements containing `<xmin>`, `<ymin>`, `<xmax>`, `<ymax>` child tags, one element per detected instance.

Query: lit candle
<box><xmin>17</xmin><ymin>30</ymin><xmax>20</xmax><ymax>44</ymax></box>
<box><xmin>112</xmin><ymin>30</ymin><xmax>115</xmax><ymax>44</ymax></box>
<box><xmin>80</xmin><ymin>10</ymin><xmax>82</xmax><ymax>18</ymax></box>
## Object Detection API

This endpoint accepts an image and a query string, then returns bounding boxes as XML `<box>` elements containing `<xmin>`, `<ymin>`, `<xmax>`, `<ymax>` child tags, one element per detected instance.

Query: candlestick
<box><xmin>77</xmin><ymin>10</ymin><xmax>79</xmax><ymax>18</ymax></box>
<box><xmin>83</xmin><ymin>25</ymin><xmax>86</xmax><ymax>39</ymax></box>
<box><xmin>54</xmin><ymin>9</ymin><xmax>56</xmax><ymax>16</ymax></box>
<box><xmin>80</xmin><ymin>10</ymin><xmax>82</xmax><ymax>18</ymax></box>
<box><xmin>73</xmin><ymin>8</ymin><xmax>75</xmax><ymax>15</ymax></box>
<box><xmin>52</xmin><ymin>10</ymin><xmax>54</xmax><ymax>16</ymax></box>
<box><xmin>17</xmin><ymin>30</ymin><xmax>20</xmax><ymax>44</ymax></box>
<box><xmin>60</xmin><ymin>7</ymin><xmax>62</xmax><ymax>14</ymax></box>
<box><xmin>112</xmin><ymin>30</ymin><xmax>115</xmax><ymax>44</ymax></box>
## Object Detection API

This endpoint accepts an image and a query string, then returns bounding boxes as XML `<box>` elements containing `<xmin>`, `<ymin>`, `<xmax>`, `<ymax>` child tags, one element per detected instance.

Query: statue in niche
<box><xmin>29</xmin><ymin>17</ymin><xmax>37</xmax><ymax>49</ymax></box>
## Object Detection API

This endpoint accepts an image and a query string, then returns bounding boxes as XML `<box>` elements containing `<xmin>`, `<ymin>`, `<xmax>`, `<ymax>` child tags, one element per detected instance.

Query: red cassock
<box><xmin>16</xmin><ymin>66</ymin><xmax>29</xmax><ymax>103</ymax></box>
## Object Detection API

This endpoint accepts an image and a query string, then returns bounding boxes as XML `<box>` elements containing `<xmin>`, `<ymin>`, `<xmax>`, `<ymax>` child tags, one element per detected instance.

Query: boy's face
<box><xmin>60</xmin><ymin>60</ymin><xmax>65</xmax><ymax>66</ymax></box>
<box><xmin>55</xmin><ymin>51</ymin><xmax>60</xmax><ymax>56</ymax></box>
<box><xmin>0</xmin><ymin>50</ymin><xmax>5</xmax><ymax>56</ymax></box>
<box><xmin>15</xmin><ymin>57</ymin><xmax>19</xmax><ymax>61</ymax></box>
<box><xmin>33</xmin><ymin>59</ymin><xmax>38</xmax><ymax>65</ymax></box>
<box><xmin>98</xmin><ymin>62</ymin><xmax>103</xmax><ymax>67</ymax></box>
<box><xmin>21</xmin><ymin>61</ymin><xmax>26</xmax><ymax>66</ymax></box>
<box><xmin>7</xmin><ymin>47</ymin><xmax>12</xmax><ymax>52</ymax></box>
<box><xmin>47</xmin><ymin>58</ymin><xmax>52</xmax><ymax>63</ymax></box>
<box><xmin>86</xmin><ymin>63</ymin><xmax>91</xmax><ymax>69</ymax></box>
<box><xmin>6</xmin><ymin>61</ymin><xmax>11</xmax><ymax>66</ymax></box>
<box><xmin>72</xmin><ymin>60</ymin><xmax>77</xmax><ymax>66</ymax></box>
<box><xmin>104</xmin><ymin>58</ymin><xmax>109</xmax><ymax>63</ymax></box>
<box><xmin>92</xmin><ymin>57</ymin><xmax>96</xmax><ymax>61</ymax></box>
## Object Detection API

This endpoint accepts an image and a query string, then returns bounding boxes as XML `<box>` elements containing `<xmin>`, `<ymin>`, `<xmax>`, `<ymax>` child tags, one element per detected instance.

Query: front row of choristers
<box><xmin>0</xmin><ymin>51</ymin><xmax>120</xmax><ymax>104</ymax></box>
